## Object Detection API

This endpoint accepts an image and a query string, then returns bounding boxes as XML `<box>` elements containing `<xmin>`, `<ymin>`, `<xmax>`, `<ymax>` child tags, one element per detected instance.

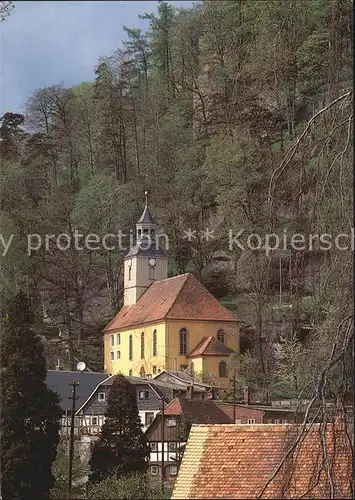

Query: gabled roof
<box><xmin>188</xmin><ymin>336</ymin><xmax>234</xmax><ymax>357</ymax></box>
<box><xmin>45</xmin><ymin>370</ymin><xmax>109</xmax><ymax>412</ymax></box>
<box><xmin>161</xmin><ymin>397</ymin><xmax>233</xmax><ymax>424</ymax></box>
<box><xmin>172</xmin><ymin>423</ymin><xmax>352</xmax><ymax>499</ymax></box>
<box><xmin>103</xmin><ymin>273</ymin><xmax>239</xmax><ymax>332</ymax></box>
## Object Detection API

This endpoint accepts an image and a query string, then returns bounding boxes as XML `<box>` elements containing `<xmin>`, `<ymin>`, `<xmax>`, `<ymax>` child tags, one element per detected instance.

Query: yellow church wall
<box><xmin>166</xmin><ymin>319</ymin><xmax>239</xmax><ymax>376</ymax></box>
<box><xmin>202</xmin><ymin>356</ymin><xmax>232</xmax><ymax>388</ymax></box>
<box><xmin>104</xmin><ymin>321</ymin><xmax>167</xmax><ymax>376</ymax></box>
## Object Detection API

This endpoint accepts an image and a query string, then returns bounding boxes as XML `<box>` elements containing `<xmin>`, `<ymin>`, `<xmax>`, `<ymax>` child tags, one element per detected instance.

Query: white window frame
<box><xmin>247</xmin><ymin>418</ymin><xmax>256</xmax><ymax>424</ymax></box>
<box><xmin>116</xmin><ymin>350</ymin><xmax>121</xmax><ymax>359</ymax></box>
<box><xmin>98</xmin><ymin>392</ymin><xmax>105</xmax><ymax>402</ymax></box>
<box><xmin>91</xmin><ymin>416</ymin><xmax>98</xmax><ymax>425</ymax></box>
<box><xmin>150</xmin><ymin>442</ymin><xmax>157</xmax><ymax>452</ymax></box>
<box><xmin>170</xmin><ymin>465</ymin><xmax>178</xmax><ymax>476</ymax></box>
<box><xmin>167</xmin><ymin>418</ymin><xmax>176</xmax><ymax>427</ymax></box>
<box><xmin>138</xmin><ymin>390</ymin><xmax>149</xmax><ymax>400</ymax></box>
<box><xmin>110</xmin><ymin>334</ymin><xmax>114</xmax><ymax>346</ymax></box>
<box><xmin>117</xmin><ymin>333</ymin><xmax>121</xmax><ymax>345</ymax></box>
<box><xmin>151</xmin><ymin>465</ymin><xmax>158</xmax><ymax>476</ymax></box>
<box><xmin>168</xmin><ymin>442</ymin><xmax>176</xmax><ymax>451</ymax></box>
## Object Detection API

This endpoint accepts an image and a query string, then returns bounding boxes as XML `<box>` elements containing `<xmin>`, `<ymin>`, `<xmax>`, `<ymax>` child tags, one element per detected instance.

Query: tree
<box><xmin>87</xmin><ymin>471</ymin><xmax>170</xmax><ymax>500</ymax></box>
<box><xmin>50</xmin><ymin>440</ymin><xmax>89</xmax><ymax>499</ymax></box>
<box><xmin>0</xmin><ymin>291</ymin><xmax>61</xmax><ymax>500</ymax></box>
<box><xmin>88</xmin><ymin>374</ymin><xmax>149</xmax><ymax>484</ymax></box>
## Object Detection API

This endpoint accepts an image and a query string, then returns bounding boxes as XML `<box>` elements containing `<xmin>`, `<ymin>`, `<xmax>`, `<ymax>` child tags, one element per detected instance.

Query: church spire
<box><xmin>136</xmin><ymin>190</ymin><xmax>156</xmax><ymax>242</ymax></box>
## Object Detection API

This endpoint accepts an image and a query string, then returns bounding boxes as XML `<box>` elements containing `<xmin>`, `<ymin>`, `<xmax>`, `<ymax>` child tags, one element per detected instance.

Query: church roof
<box><xmin>137</xmin><ymin>204</ymin><xmax>156</xmax><ymax>225</ymax></box>
<box><xmin>187</xmin><ymin>336</ymin><xmax>234</xmax><ymax>357</ymax></box>
<box><xmin>103</xmin><ymin>273</ymin><xmax>239</xmax><ymax>332</ymax></box>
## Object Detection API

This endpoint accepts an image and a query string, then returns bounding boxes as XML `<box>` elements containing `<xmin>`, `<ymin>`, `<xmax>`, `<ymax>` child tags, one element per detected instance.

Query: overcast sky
<box><xmin>0</xmin><ymin>1</ymin><xmax>192</xmax><ymax>116</ymax></box>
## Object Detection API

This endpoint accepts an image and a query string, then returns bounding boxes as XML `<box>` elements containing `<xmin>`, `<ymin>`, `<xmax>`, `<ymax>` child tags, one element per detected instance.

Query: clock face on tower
<box><xmin>148</xmin><ymin>258</ymin><xmax>156</xmax><ymax>267</ymax></box>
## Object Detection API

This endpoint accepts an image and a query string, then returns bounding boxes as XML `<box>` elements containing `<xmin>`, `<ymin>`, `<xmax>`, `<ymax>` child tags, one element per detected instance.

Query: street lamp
<box><xmin>66</xmin><ymin>361</ymin><xmax>86</xmax><ymax>499</ymax></box>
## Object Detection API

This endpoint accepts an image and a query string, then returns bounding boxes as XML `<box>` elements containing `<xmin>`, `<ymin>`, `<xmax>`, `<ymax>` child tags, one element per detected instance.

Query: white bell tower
<box><xmin>123</xmin><ymin>192</ymin><xmax>168</xmax><ymax>305</ymax></box>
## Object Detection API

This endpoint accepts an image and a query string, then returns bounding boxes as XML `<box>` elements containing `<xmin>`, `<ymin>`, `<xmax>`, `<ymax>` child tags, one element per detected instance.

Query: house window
<box><xmin>218</xmin><ymin>361</ymin><xmax>227</xmax><ymax>378</ymax></box>
<box><xmin>153</xmin><ymin>330</ymin><xmax>157</xmax><ymax>357</ymax></box>
<box><xmin>129</xmin><ymin>335</ymin><xmax>133</xmax><ymax>360</ymax></box>
<box><xmin>247</xmin><ymin>419</ymin><xmax>256</xmax><ymax>424</ymax></box>
<box><xmin>110</xmin><ymin>334</ymin><xmax>114</xmax><ymax>346</ymax></box>
<box><xmin>129</xmin><ymin>369</ymin><xmax>133</xmax><ymax>376</ymax></box>
<box><xmin>150</xmin><ymin>442</ymin><xmax>157</xmax><ymax>452</ymax></box>
<box><xmin>180</xmin><ymin>364</ymin><xmax>188</xmax><ymax>372</ymax></box>
<box><xmin>150</xmin><ymin>465</ymin><xmax>158</xmax><ymax>476</ymax></box>
<box><xmin>168</xmin><ymin>442</ymin><xmax>176</xmax><ymax>451</ymax></box>
<box><xmin>98</xmin><ymin>392</ymin><xmax>105</xmax><ymax>402</ymax></box>
<box><xmin>141</xmin><ymin>332</ymin><xmax>145</xmax><ymax>359</ymax></box>
<box><xmin>167</xmin><ymin>418</ymin><xmax>176</xmax><ymax>427</ymax></box>
<box><xmin>117</xmin><ymin>333</ymin><xmax>121</xmax><ymax>345</ymax></box>
<box><xmin>170</xmin><ymin>465</ymin><xmax>178</xmax><ymax>476</ymax></box>
<box><xmin>217</xmin><ymin>329</ymin><xmax>225</xmax><ymax>344</ymax></box>
<box><xmin>139</xmin><ymin>390</ymin><xmax>150</xmax><ymax>400</ymax></box>
<box><xmin>179</xmin><ymin>328</ymin><xmax>188</xmax><ymax>355</ymax></box>
<box><xmin>149</xmin><ymin>265</ymin><xmax>155</xmax><ymax>280</ymax></box>
<box><xmin>110</xmin><ymin>351</ymin><xmax>114</xmax><ymax>360</ymax></box>
<box><xmin>116</xmin><ymin>351</ymin><xmax>121</xmax><ymax>359</ymax></box>
<box><xmin>91</xmin><ymin>416</ymin><xmax>98</xmax><ymax>425</ymax></box>
<box><xmin>145</xmin><ymin>412</ymin><xmax>154</xmax><ymax>426</ymax></box>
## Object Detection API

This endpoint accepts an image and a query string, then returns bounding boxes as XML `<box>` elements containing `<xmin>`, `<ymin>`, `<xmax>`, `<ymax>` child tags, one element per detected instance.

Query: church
<box><xmin>103</xmin><ymin>196</ymin><xmax>240</xmax><ymax>388</ymax></box>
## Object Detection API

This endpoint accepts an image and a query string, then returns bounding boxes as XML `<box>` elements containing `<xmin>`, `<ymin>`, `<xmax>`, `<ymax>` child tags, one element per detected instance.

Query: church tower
<box><xmin>123</xmin><ymin>193</ymin><xmax>168</xmax><ymax>305</ymax></box>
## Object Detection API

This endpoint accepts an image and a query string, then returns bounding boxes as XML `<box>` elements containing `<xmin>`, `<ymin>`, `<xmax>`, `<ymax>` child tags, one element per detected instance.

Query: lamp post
<box><xmin>67</xmin><ymin>361</ymin><xmax>86</xmax><ymax>499</ymax></box>
<box><xmin>67</xmin><ymin>381</ymin><xmax>79</xmax><ymax>499</ymax></box>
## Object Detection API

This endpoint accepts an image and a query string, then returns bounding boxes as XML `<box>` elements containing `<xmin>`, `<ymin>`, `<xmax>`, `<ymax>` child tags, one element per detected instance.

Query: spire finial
<box><xmin>144</xmin><ymin>190</ymin><xmax>148</xmax><ymax>208</ymax></box>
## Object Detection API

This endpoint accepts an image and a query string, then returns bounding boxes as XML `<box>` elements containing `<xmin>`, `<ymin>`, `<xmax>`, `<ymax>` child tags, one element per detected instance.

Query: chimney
<box><xmin>186</xmin><ymin>384</ymin><xmax>193</xmax><ymax>400</ymax></box>
<box><xmin>243</xmin><ymin>386</ymin><xmax>250</xmax><ymax>405</ymax></box>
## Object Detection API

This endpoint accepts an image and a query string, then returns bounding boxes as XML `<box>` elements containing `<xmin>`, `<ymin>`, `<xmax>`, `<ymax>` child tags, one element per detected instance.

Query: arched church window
<box><xmin>129</xmin><ymin>335</ymin><xmax>133</xmax><ymax>360</ymax></box>
<box><xmin>140</xmin><ymin>366</ymin><xmax>146</xmax><ymax>378</ymax></box>
<box><xmin>179</xmin><ymin>328</ymin><xmax>188</xmax><ymax>355</ymax></box>
<box><xmin>110</xmin><ymin>334</ymin><xmax>114</xmax><ymax>346</ymax></box>
<box><xmin>217</xmin><ymin>329</ymin><xmax>225</xmax><ymax>344</ymax></box>
<box><xmin>153</xmin><ymin>330</ymin><xmax>157</xmax><ymax>357</ymax></box>
<box><xmin>219</xmin><ymin>361</ymin><xmax>227</xmax><ymax>378</ymax></box>
<box><xmin>141</xmin><ymin>332</ymin><xmax>145</xmax><ymax>359</ymax></box>
<box><xmin>110</xmin><ymin>351</ymin><xmax>114</xmax><ymax>360</ymax></box>
<box><xmin>117</xmin><ymin>333</ymin><xmax>121</xmax><ymax>345</ymax></box>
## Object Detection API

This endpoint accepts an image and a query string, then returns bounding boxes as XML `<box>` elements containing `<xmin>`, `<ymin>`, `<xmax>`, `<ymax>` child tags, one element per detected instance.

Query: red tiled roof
<box><xmin>188</xmin><ymin>336</ymin><xmax>233</xmax><ymax>357</ymax></box>
<box><xmin>172</xmin><ymin>423</ymin><xmax>352</xmax><ymax>499</ymax></box>
<box><xmin>103</xmin><ymin>273</ymin><xmax>239</xmax><ymax>331</ymax></box>
<box><xmin>162</xmin><ymin>397</ymin><xmax>233</xmax><ymax>424</ymax></box>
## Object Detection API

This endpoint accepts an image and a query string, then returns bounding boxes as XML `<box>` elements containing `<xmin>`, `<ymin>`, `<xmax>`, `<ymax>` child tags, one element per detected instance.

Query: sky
<box><xmin>0</xmin><ymin>0</ymin><xmax>193</xmax><ymax>115</ymax></box>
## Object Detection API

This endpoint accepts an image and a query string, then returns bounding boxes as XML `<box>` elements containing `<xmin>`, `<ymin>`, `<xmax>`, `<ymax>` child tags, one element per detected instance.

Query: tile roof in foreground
<box><xmin>103</xmin><ymin>273</ymin><xmax>239</xmax><ymax>331</ymax></box>
<box><xmin>172</xmin><ymin>423</ymin><xmax>352</xmax><ymax>499</ymax></box>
